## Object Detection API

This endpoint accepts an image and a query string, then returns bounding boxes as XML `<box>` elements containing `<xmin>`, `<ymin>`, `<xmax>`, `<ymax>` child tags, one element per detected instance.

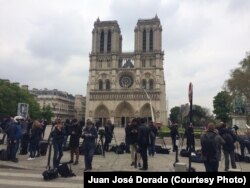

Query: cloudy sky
<box><xmin>1</xmin><ymin>0</ymin><xmax>250</xmax><ymax>114</ymax></box>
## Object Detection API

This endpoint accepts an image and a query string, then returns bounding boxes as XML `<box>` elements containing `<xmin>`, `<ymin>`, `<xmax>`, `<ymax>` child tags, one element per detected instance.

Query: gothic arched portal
<box><xmin>140</xmin><ymin>103</ymin><xmax>155</xmax><ymax>124</ymax></box>
<box><xmin>94</xmin><ymin>105</ymin><xmax>110</xmax><ymax>126</ymax></box>
<box><xmin>114</xmin><ymin>101</ymin><xmax>135</xmax><ymax>127</ymax></box>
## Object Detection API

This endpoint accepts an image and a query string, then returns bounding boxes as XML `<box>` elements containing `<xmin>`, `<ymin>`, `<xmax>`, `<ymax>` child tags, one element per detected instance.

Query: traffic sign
<box><xmin>188</xmin><ymin>82</ymin><xmax>193</xmax><ymax>103</ymax></box>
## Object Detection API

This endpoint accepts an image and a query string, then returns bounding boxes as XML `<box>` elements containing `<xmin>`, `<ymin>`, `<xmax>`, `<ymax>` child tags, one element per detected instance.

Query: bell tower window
<box><xmin>106</xmin><ymin>79</ymin><xmax>110</xmax><ymax>90</ymax></box>
<box><xmin>98</xmin><ymin>80</ymin><xmax>103</xmax><ymax>90</ymax></box>
<box><xmin>142</xmin><ymin>79</ymin><xmax>147</xmax><ymax>89</ymax></box>
<box><xmin>149</xmin><ymin>79</ymin><xmax>154</xmax><ymax>90</ymax></box>
<box><xmin>150</xmin><ymin>29</ymin><xmax>153</xmax><ymax>51</ymax></box>
<box><xmin>143</xmin><ymin>29</ymin><xmax>146</xmax><ymax>52</ymax></box>
<box><xmin>107</xmin><ymin>30</ymin><xmax>111</xmax><ymax>53</ymax></box>
<box><xmin>100</xmin><ymin>31</ymin><xmax>104</xmax><ymax>53</ymax></box>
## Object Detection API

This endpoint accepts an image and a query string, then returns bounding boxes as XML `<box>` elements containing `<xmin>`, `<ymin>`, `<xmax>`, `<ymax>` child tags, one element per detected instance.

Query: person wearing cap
<box><xmin>6</xmin><ymin>116</ymin><xmax>23</xmax><ymax>162</ymax></box>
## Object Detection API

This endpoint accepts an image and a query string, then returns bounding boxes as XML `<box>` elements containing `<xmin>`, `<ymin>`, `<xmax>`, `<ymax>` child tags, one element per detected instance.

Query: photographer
<box><xmin>82</xmin><ymin>120</ymin><xmax>97</xmax><ymax>171</ymax></box>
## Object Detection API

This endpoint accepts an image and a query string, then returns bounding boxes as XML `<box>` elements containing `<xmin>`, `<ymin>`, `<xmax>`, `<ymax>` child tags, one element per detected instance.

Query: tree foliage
<box><xmin>169</xmin><ymin>106</ymin><xmax>180</xmax><ymax>124</ymax></box>
<box><xmin>41</xmin><ymin>105</ymin><xmax>53</xmax><ymax>123</ymax></box>
<box><xmin>226</xmin><ymin>53</ymin><xmax>250</xmax><ymax>101</ymax></box>
<box><xmin>213</xmin><ymin>91</ymin><xmax>232</xmax><ymax>123</ymax></box>
<box><xmin>0</xmin><ymin>80</ymin><xmax>41</xmax><ymax>119</ymax></box>
<box><xmin>169</xmin><ymin>104</ymin><xmax>212</xmax><ymax>127</ymax></box>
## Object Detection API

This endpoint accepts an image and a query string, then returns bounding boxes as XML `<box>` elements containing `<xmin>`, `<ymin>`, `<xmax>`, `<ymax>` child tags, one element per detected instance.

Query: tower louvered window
<box><xmin>150</xmin><ymin>29</ymin><xmax>153</xmax><ymax>51</ymax></box>
<box><xmin>143</xmin><ymin>29</ymin><xmax>146</xmax><ymax>52</ymax></box>
<box><xmin>107</xmin><ymin>30</ymin><xmax>111</xmax><ymax>53</ymax></box>
<box><xmin>100</xmin><ymin>31</ymin><xmax>104</xmax><ymax>53</ymax></box>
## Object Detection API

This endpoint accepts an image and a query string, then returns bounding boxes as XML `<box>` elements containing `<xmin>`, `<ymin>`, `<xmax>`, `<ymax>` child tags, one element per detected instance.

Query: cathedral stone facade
<box><xmin>85</xmin><ymin>16</ymin><xmax>167</xmax><ymax>126</ymax></box>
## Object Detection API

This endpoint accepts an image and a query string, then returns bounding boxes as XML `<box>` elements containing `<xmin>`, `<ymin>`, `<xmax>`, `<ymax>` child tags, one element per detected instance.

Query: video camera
<box><xmin>98</xmin><ymin>127</ymin><xmax>105</xmax><ymax>137</ymax></box>
<box><xmin>232</xmin><ymin>125</ymin><xmax>239</xmax><ymax>131</ymax></box>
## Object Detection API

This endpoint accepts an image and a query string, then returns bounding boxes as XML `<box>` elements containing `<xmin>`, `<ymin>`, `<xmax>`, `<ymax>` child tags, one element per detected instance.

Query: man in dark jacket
<box><xmin>218</xmin><ymin>122</ymin><xmax>237</xmax><ymax>171</ymax></box>
<box><xmin>82</xmin><ymin>120</ymin><xmax>98</xmax><ymax>171</ymax></box>
<box><xmin>148</xmin><ymin>121</ymin><xmax>158</xmax><ymax>156</ymax></box>
<box><xmin>51</xmin><ymin>119</ymin><xmax>65</xmax><ymax>168</ymax></box>
<box><xmin>184</xmin><ymin>123</ymin><xmax>195</xmax><ymax>152</ymax></box>
<box><xmin>103</xmin><ymin>119</ymin><xmax>113</xmax><ymax>152</ymax></box>
<box><xmin>69</xmin><ymin>119</ymin><xmax>82</xmax><ymax>165</ymax></box>
<box><xmin>137</xmin><ymin>118</ymin><xmax>150</xmax><ymax>170</ymax></box>
<box><xmin>169</xmin><ymin>123</ymin><xmax>179</xmax><ymax>152</ymax></box>
<box><xmin>201</xmin><ymin>123</ymin><xmax>224</xmax><ymax>172</ymax></box>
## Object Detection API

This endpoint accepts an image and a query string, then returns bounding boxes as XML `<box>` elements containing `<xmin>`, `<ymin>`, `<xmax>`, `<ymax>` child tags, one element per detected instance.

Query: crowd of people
<box><xmin>169</xmin><ymin>121</ymin><xmax>250</xmax><ymax>172</ymax></box>
<box><xmin>1</xmin><ymin>116</ymin><xmax>250</xmax><ymax>172</ymax></box>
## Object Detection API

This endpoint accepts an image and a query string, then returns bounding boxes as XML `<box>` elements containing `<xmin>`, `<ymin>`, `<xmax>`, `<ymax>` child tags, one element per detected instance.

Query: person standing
<box><xmin>69</xmin><ymin>119</ymin><xmax>82</xmax><ymax>165</ymax></box>
<box><xmin>82</xmin><ymin>120</ymin><xmax>97</xmax><ymax>171</ymax></box>
<box><xmin>28</xmin><ymin>120</ymin><xmax>42</xmax><ymax>160</ymax></box>
<box><xmin>103</xmin><ymin>119</ymin><xmax>113</xmax><ymax>152</ymax></box>
<box><xmin>148</xmin><ymin>121</ymin><xmax>158</xmax><ymax>156</ymax></box>
<box><xmin>137</xmin><ymin>118</ymin><xmax>150</xmax><ymax>170</ymax></box>
<box><xmin>128</xmin><ymin>118</ymin><xmax>141</xmax><ymax>167</ymax></box>
<box><xmin>184</xmin><ymin>123</ymin><xmax>195</xmax><ymax>152</ymax></box>
<box><xmin>169</xmin><ymin>123</ymin><xmax>179</xmax><ymax>152</ymax></box>
<box><xmin>218</xmin><ymin>122</ymin><xmax>237</xmax><ymax>171</ymax></box>
<box><xmin>51</xmin><ymin>119</ymin><xmax>64</xmax><ymax>168</ymax></box>
<box><xmin>201</xmin><ymin>123</ymin><xmax>224</xmax><ymax>172</ymax></box>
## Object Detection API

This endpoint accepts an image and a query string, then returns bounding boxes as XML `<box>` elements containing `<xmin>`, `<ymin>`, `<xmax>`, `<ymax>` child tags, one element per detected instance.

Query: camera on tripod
<box><xmin>232</xmin><ymin>125</ymin><xmax>239</xmax><ymax>131</ymax></box>
<box><xmin>98</xmin><ymin>127</ymin><xmax>105</xmax><ymax>138</ymax></box>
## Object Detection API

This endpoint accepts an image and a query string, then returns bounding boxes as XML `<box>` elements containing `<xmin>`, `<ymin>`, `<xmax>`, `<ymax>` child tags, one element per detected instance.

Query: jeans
<box><xmin>53</xmin><ymin>143</ymin><xmax>63</xmax><ymax>168</ymax></box>
<box><xmin>84</xmin><ymin>143</ymin><xmax>95</xmax><ymax>169</ymax></box>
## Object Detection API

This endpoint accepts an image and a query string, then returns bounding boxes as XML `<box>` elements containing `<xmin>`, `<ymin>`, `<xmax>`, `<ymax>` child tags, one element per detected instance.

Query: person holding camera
<box><xmin>82</xmin><ymin>120</ymin><xmax>98</xmax><ymax>171</ymax></box>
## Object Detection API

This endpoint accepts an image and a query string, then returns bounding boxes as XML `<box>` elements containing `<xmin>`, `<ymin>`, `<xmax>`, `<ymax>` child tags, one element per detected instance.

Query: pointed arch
<box><xmin>94</xmin><ymin>105</ymin><xmax>110</xmax><ymax>118</ymax></box>
<box><xmin>115</xmin><ymin>101</ymin><xmax>135</xmax><ymax>117</ymax></box>
<box><xmin>140</xmin><ymin>103</ymin><xmax>155</xmax><ymax>117</ymax></box>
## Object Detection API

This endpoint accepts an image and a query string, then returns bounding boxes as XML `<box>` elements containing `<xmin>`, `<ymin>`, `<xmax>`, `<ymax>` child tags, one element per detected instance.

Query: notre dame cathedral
<box><xmin>85</xmin><ymin>16</ymin><xmax>167</xmax><ymax>126</ymax></box>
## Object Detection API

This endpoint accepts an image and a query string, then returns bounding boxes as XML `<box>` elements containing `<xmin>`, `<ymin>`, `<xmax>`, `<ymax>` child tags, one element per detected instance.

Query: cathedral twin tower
<box><xmin>85</xmin><ymin>16</ymin><xmax>167</xmax><ymax>126</ymax></box>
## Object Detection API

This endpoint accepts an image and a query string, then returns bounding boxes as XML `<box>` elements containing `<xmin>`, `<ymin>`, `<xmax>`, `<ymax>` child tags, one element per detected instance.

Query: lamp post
<box><xmin>143</xmin><ymin>88</ymin><xmax>155</xmax><ymax>123</ymax></box>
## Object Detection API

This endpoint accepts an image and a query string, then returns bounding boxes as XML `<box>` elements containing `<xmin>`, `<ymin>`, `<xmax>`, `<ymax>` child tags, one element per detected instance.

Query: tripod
<box><xmin>96</xmin><ymin>135</ymin><xmax>105</xmax><ymax>157</ymax></box>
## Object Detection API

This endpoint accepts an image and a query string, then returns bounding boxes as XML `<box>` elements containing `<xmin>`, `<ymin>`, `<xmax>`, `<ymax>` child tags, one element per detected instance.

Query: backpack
<box><xmin>201</xmin><ymin>133</ymin><xmax>217</xmax><ymax>159</ymax></box>
<box><xmin>57</xmin><ymin>163</ymin><xmax>75</xmax><ymax>178</ymax></box>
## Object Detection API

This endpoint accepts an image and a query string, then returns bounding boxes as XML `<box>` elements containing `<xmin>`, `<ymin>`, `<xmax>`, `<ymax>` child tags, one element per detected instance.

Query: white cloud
<box><xmin>0</xmin><ymin>0</ymin><xmax>250</xmax><ymax>115</ymax></box>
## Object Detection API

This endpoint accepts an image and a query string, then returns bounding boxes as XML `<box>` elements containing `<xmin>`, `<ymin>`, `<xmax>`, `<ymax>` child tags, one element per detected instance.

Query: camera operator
<box><xmin>103</xmin><ymin>119</ymin><xmax>113</xmax><ymax>152</ymax></box>
<box><xmin>82</xmin><ymin>120</ymin><xmax>97</xmax><ymax>171</ymax></box>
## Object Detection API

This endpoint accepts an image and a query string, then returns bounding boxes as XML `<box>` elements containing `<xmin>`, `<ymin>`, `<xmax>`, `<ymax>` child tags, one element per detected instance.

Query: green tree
<box><xmin>0</xmin><ymin>80</ymin><xmax>41</xmax><ymax>119</ymax></box>
<box><xmin>226</xmin><ymin>53</ymin><xmax>250</xmax><ymax>101</ymax></box>
<box><xmin>41</xmin><ymin>105</ymin><xmax>53</xmax><ymax>123</ymax></box>
<box><xmin>169</xmin><ymin>106</ymin><xmax>180</xmax><ymax>124</ymax></box>
<box><xmin>213</xmin><ymin>91</ymin><xmax>232</xmax><ymax>123</ymax></box>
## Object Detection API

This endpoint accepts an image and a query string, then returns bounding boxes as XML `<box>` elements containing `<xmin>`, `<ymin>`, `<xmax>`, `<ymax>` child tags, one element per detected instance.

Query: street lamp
<box><xmin>142</xmin><ymin>88</ymin><xmax>155</xmax><ymax>123</ymax></box>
